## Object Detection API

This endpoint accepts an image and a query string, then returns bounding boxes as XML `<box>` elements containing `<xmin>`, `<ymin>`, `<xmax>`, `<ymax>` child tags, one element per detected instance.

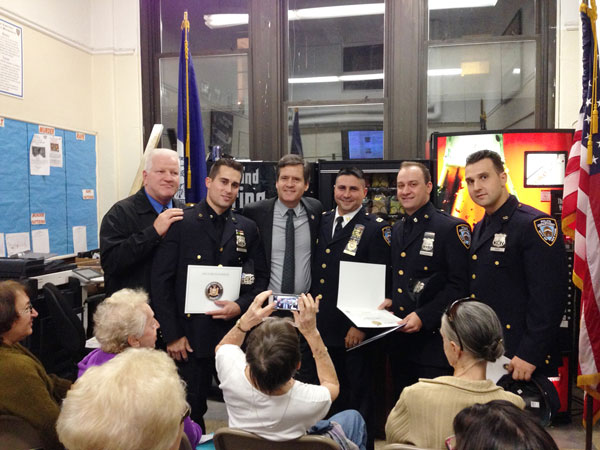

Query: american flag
<box><xmin>562</xmin><ymin>1</ymin><xmax>600</xmax><ymax>425</ymax></box>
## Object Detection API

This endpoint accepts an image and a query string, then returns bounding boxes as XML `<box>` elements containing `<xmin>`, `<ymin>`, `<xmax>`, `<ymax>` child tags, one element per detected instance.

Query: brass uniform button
<box><xmin>399</xmin><ymin>306</ymin><xmax>405</xmax><ymax>311</ymax></box>
<box><xmin>197</xmin><ymin>255</ymin><xmax>202</xmax><ymax>260</ymax></box>
<box><xmin>398</xmin><ymin>270</ymin><xmax>404</xmax><ymax>275</ymax></box>
<box><xmin>470</xmin><ymin>294</ymin><xmax>476</xmax><ymax>298</ymax></box>
<box><xmin>198</xmin><ymin>213</ymin><xmax>203</xmax><ymax>218</ymax></box>
<box><xmin>424</xmin><ymin>266</ymin><xmax>428</xmax><ymax>271</ymax></box>
<box><xmin>186</xmin><ymin>314</ymin><xmax>191</xmax><ymax>318</ymax></box>
<box><xmin>397</xmin><ymin>288</ymin><xmax>403</xmax><ymax>293</ymax></box>
<box><xmin>495</xmin><ymin>261</ymin><xmax>500</xmax><ymax>266</ymax></box>
<box><xmin>320</xmin><ymin>279</ymin><xmax>325</xmax><ymax>284</ymax></box>
<box><xmin>401</xmin><ymin>252</ymin><xmax>406</xmax><ymax>257</ymax></box>
<box><xmin>326</xmin><ymin>249</ymin><xmax>331</xmax><ymax>254</ymax></box>
<box><xmin>506</xmin><ymin>324</ymin><xmax>511</xmax><ymax>330</ymax></box>
<box><xmin>210</xmin><ymin>214</ymin><xmax>214</xmax><ymax>219</ymax></box>
<box><xmin>471</xmin><ymin>274</ymin><xmax>476</xmax><ymax>279</ymax></box>
<box><xmin>545</xmin><ymin>359</ymin><xmax>550</xmax><ymax>364</ymax></box>
<box><xmin>322</xmin><ymin>263</ymin><xmax>327</xmax><ymax>269</ymax></box>
<box><xmin>219</xmin><ymin>247</ymin><xmax>224</xmax><ymax>252</ymax></box>
<box><xmin>472</xmin><ymin>254</ymin><xmax>477</xmax><ymax>260</ymax></box>
<box><xmin>218</xmin><ymin>264</ymin><xmax>223</xmax><ymax>267</ymax></box>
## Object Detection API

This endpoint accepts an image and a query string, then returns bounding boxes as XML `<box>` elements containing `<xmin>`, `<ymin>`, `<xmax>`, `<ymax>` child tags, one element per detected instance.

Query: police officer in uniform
<box><xmin>311</xmin><ymin>167</ymin><xmax>391</xmax><ymax>448</ymax></box>
<box><xmin>465</xmin><ymin>150</ymin><xmax>568</xmax><ymax>380</ymax></box>
<box><xmin>381</xmin><ymin>161</ymin><xmax>471</xmax><ymax>399</ymax></box>
<box><xmin>151</xmin><ymin>158</ymin><xmax>269</xmax><ymax>427</ymax></box>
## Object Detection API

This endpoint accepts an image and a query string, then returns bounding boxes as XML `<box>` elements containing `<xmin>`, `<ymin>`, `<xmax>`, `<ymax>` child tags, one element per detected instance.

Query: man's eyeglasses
<box><xmin>444</xmin><ymin>297</ymin><xmax>476</xmax><ymax>349</ymax></box>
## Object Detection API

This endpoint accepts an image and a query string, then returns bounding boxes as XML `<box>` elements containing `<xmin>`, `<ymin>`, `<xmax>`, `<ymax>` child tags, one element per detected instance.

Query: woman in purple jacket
<box><xmin>78</xmin><ymin>288</ymin><xmax>202</xmax><ymax>447</ymax></box>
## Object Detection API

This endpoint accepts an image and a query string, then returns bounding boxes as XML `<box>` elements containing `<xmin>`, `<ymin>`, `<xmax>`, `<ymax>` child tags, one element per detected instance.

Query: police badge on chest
<box><xmin>419</xmin><ymin>232</ymin><xmax>435</xmax><ymax>256</ymax></box>
<box><xmin>491</xmin><ymin>233</ymin><xmax>507</xmax><ymax>252</ymax></box>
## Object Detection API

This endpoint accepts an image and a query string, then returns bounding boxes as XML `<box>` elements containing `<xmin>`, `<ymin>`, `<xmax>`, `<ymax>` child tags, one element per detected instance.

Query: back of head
<box><xmin>0</xmin><ymin>280</ymin><xmax>25</xmax><ymax>341</ymax></box>
<box><xmin>454</xmin><ymin>400</ymin><xmax>558</xmax><ymax>450</ymax></box>
<box><xmin>57</xmin><ymin>348</ymin><xmax>187</xmax><ymax>450</ymax></box>
<box><xmin>245</xmin><ymin>318</ymin><xmax>300</xmax><ymax>394</ymax></box>
<box><xmin>441</xmin><ymin>300</ymin><xmax>504</xmax><ymax>362</ymax></box>
<box><xmin>93</xmin><ymin>289</ymin><xmax>149</xmax><ymax>353</ymax></box>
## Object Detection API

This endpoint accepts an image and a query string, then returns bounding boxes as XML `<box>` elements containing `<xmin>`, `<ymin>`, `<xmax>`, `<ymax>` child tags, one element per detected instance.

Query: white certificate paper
<box><xmin>337</xmin><ymin>261</ymin><xmax>400</xmax><ymax>328</ymax></box>
<box><xmin>185</xmin><ymin>265</ymin><xmax>242</xmax><ymax>314</ymax></box>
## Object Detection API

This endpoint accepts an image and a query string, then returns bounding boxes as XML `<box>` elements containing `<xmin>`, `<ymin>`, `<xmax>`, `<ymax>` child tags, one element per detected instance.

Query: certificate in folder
<box><xmin>337</xmin><ymin>261</ymin><xmax>400</xmax><ymax>328</ymax></box>
<box><xmin>185</xmin><ymin>265</ymin><xmax>242</xmax><ymax>314</ymax></box>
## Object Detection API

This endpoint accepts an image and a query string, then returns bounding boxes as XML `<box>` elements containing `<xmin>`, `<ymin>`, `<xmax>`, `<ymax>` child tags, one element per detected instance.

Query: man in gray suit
<box><xmin>242</xmin><ymin>154</ymin><xmax>323</xmax><ymax>297</ymax></box>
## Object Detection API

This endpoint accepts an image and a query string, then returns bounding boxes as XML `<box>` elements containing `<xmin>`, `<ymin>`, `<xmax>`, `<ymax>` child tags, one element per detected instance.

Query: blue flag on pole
<box><xmin>177</xmin><ymin>11</ymin><xmax>207</xmax><ymax>204</ymax></box>
<box><xmin>290</xmin><ymin>109</ymin><xmax>303</xmax><ymax>156</ymax></box>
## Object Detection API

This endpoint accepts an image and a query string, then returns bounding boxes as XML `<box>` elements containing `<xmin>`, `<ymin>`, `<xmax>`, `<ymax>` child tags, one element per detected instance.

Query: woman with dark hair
<box><xmin>451</xmin><ymin>400</ymin><xmax>558</xmax><ymax>450</ymax></box>
<box><xmin>215</xmin><ymin>290</ymin><xmax>367</xmax><ymax>449</ymax></box>
<box><xmin>385</xmin><ymin>298</ymin><xmax>525</xmax><ymax>449</ymax></box>
<box><xmin>0</xmin><ymin>280</ymin><xmax>72</xmax><ymax>450</ymax></box>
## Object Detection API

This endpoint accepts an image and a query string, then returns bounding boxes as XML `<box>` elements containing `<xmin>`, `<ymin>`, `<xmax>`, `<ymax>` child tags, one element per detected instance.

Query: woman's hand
<box><xmin>292</xmin><ymin>293</ymin><xmax>319</xmax><ymax>336</ymax></box>
<box><xmin>238</xmin><ymin>290</ymin><xmax>275</xmax><ymax>331</ymax></box>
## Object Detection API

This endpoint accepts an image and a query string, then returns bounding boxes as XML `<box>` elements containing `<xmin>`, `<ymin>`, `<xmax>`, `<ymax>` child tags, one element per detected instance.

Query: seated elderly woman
<box><xmin>77</xmin><ymin>288</ymin><xmax>202</xmax><ymax>447</ymax></box>
<box><xmin>385</xmin><ymin>298</ymin><xmax>525</xmax><ymax>449</ymax></box>
<box><xmin>57</xmin><ymin>348</ymin><xmax>188</xmax><ymax>450</ymax></box>
<box><xmin>0</xmin><ymin>280</ymin><xmax>71</xmax><ymax>450</ymax></box>
<box><xmin>451</xmin><ymin>399</ymin><xmax>558</xmax><ymax>450</ymax></box>
<box><xmin>215</xmin><ymin>291</ymin><xmax>367</xmax><ymax>449</ymax></box>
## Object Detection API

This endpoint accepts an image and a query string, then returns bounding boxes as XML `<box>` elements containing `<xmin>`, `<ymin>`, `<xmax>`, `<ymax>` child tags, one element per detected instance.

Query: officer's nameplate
<box><xmin>185</xmin><ymin>265</ymin><xmax>242</xmax><ymax>313</ymax></box>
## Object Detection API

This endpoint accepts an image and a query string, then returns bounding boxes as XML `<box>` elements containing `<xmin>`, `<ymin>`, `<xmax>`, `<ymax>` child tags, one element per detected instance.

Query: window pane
<box><xmin>427</xmin><ymin>40</ymin><xmax>536</xmax><ymax>134</ymax></box>
<box><xmin>160</xmin><ymin>0</ymin><xmax>249</xmax><ymax>53</ymax></box>
<box><xmin>288</xmin><ymin>0</ymin><xmax>384</xmax><ymax>102</ymax></box>
<box><xmin>429</xmin><ymin>0</ymin><xmax>535</xmax><ymax>41</ymax></box>
<box><xmin>287</xmin><ymin>104</ymin><xmax>384</xmax><ymax>161</ymax></box>
<box><xmin>159</xmin><ymin>54</ymin><xmax>249</xmax><ymax>159</ymax></box>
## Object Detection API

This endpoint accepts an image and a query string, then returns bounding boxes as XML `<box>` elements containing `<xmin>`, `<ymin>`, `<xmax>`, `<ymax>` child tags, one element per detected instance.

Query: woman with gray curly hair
<box><xmin>77</xmin><ymin>288</ymin><xmax>202</xmax><ymax>447</ymax></box>
<box><xmin>385</xmin><ymin>298</ymin><xmax>526</xmax><ymax>449</ymax></box>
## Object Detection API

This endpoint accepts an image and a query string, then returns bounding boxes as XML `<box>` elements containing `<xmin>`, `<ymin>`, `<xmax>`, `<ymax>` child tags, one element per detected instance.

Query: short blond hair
<box><xmin>93</xmin><ymin>289</ymin><xmax>150</xmax><ymax>353</ymax></box>
<box><xmin>57</xmin><ymin>348</ymin><xmax>187</xmax><ymax>450</ymax></box>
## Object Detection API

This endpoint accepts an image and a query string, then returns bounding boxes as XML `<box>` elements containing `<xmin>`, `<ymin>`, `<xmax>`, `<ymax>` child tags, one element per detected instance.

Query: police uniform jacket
<box><xmin>311</xmin><ymin>207</ymin><xmax>391</xmax><ymax>348</ymax></box>
<box><xmin>150</xmin><ymin>200</ymin><xmax>269</xmax><ymax>358</ymax></box>
<box><xmin>391</xmin><ymin>202</ymin><xmax>471</xmax><ymax>367</ymax></box>
<box><xmin>100</xmin><ymin>188</ymin><xmax>184</xmax><ymax>296</ymax></box>
<box><xmin>241</xmin><ymin>195</ymin><xmax>323</xmax><ymax>267</ymax></box>
<box><xmin>470</xmin><ymin>195</ymin><xmax>568</xmax><ymax>374</ymax></box>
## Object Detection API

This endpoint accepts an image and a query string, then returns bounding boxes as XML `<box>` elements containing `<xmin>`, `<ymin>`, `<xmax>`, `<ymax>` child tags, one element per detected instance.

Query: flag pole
<box><xmin>182</xmin><ymin>11</ymin><xmax>192</xmax><ymax>189</ymax></box>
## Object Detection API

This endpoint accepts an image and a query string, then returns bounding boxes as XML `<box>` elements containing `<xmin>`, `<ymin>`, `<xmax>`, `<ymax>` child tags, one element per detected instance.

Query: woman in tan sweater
<box><xmin>0</xmin><ymin>280</ymin><xmax>71</xmax><ymax>450</ymax></box>
<box><xmin>385</xmin><ymin>299</ymin><xmax>525</xmax><ymax>449</ymax></box>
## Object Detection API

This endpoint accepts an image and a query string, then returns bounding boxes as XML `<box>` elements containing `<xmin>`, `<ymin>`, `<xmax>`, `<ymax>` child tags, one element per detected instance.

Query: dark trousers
<box><xmin>176</xmin><ymin>356</ymin><xmax>215</xmax><ymax>431</ymax></box>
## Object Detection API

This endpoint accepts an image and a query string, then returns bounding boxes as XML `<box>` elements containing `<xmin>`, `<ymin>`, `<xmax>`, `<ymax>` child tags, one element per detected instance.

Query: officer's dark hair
<box><xmin>276</xmin><ymin>154</ymin><xmax>310</xmax><ymax>184</ymax></box>
<box><xmin>465</xmin><ymin>150</ymin><xmax>505</xmax><ymax>174</ymax></box>
<box><xmin>208</xmin><ymin>157</ymin><xmax>244</xmax><ymax>180</ymax></box>
<box><xmin>0</xmin><ymin>280</ymin><xmax>27</xmax><ymax>343</ymax></box>
<box><xmin>453</xmin><ymin>400</ymin><xmax>558</xmax><ymax>450</ymax></box>
<box><xmin>399</xmin><ymin>161</ymin><xmax>431</xmax><ymax>184</ymax></box>
<box><xmin>335</xmin><ymin>167</ymin><xmax>365</xmax><ymax>182</ymax></box>
<box><xmin>245</xmin><ymin>318</ymin><xmax>301</xmax><ymax>394</ymax></box>
<box><xmin>440</xmin><ymin>300</ymin><xmax>504</xmax><ymax>362</ymax></box>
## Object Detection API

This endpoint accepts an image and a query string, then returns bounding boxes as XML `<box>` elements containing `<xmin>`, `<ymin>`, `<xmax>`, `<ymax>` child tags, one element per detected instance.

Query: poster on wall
<box><xmin>0</xmin><ymin>18</ymin><xmax>23</xmax><ymax>98</ymax></box>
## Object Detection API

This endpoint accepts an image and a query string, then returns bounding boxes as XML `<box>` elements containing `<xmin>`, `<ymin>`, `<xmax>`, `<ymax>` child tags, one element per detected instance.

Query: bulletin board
<box><xmin>0</xmin><ymin>117</ymin><xmax>98</xmax><ymax>257</ymax></box>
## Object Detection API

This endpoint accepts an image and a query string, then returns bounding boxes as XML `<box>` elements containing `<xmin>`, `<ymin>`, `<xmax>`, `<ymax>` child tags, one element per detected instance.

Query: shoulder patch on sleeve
<box><xmin>382</xmin><ymin>226</ymin><xmax>392</xmax><ymax>246</ymax></box>
<box><xmin>534</xmin><ymin>218</ymin><xmax>558</xmax><ymax>246</ymax></box>
<box><xmin>456</xmin><ymin>224</ymin><xmax>471</xmax><ymax>249</ymax></box>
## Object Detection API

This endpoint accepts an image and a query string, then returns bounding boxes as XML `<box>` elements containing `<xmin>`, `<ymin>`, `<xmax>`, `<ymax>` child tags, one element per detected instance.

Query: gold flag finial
<box><xmin>181</xmin><ymin>11</ymin><xmax>190</xmax><ymax>31</ymax></box>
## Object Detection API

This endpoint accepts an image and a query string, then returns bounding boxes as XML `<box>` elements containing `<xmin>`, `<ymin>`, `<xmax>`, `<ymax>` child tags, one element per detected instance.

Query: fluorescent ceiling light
<box><xmin>428</xmin><ymin>68</ymin><xmax>462</xmax><ymax>76</ymax></box>
<box><xmin>513</xmin><ymin>68</ymin><xmax>521</xmax><ymax>74</ymax></box>
<box><xmin>429</xmin><ymin>0</ymin><xmax>497</xmax><ymax>10</ymax></box>
<box><xmin>204</xmin><ymin>3</ymin><xmax>385</xmax><ymax>29</ymax></box>
<box><xmin>289</xmin><ymin>73</ymin><xmax>384</xmax><ymax>84</ymax></box>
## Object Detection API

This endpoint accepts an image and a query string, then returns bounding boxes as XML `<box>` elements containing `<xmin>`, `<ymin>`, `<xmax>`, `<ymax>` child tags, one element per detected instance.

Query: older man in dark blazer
<box><xmin>242</xmin><ymin>155</ymin><xmax>323</xmax><ymax>296</ymax></box>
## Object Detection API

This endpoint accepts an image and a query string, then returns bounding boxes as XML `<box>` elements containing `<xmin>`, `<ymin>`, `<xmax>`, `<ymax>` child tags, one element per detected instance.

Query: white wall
<box><xmin>556</xmin><ymin>0</ymin><xmax>582</xmax><ymax>128</ymax></box>
<box><xmin>0</xmin><ymin>0</ymin><xmax>143</xmax><ymax>233</ymax></box>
